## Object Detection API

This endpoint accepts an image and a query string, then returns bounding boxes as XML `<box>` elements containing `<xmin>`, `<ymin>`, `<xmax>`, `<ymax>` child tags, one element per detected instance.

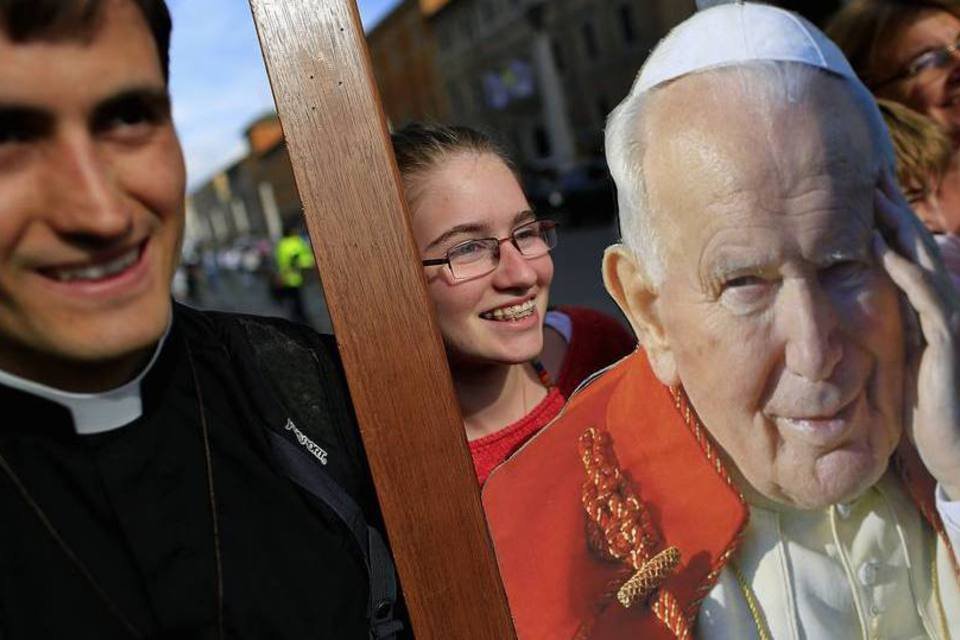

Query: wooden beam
<box><xmin>247</xmin><ymin>1</ymin><xmax>517</xmax><ymax>637</ymax></box>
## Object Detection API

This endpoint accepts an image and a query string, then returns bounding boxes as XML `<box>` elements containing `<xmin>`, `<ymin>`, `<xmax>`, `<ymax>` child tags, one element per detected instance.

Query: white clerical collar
<box><xmin>0</xmin><ymin>322</ymin><xmax>171</xmax><ymax>435</ymax></box>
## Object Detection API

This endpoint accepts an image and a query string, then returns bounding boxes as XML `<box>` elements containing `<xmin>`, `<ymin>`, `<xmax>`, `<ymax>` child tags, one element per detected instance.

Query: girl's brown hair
<box><xmin>878</xmin><ymin>98</ymin><xmax>952</xmax><ymax>194</ymax></box>
<box><xmin>390</xmin><ymin>122</ymin><xmax>517</xmax><ymax>207</ymax></box>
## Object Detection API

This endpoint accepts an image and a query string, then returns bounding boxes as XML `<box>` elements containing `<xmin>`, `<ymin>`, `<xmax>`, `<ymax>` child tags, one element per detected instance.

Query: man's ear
<box><xmin>603</xmin><ymin>244</ymin><xmax>679</xmax><ymax>386</ymax></box>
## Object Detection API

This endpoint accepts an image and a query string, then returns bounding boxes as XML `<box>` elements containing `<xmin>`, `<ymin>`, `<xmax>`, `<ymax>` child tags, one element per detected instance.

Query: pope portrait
<box><xmin>482</xmin><ymin>3</ymin><xmax>960</xmax><ymax>638</ymax></box>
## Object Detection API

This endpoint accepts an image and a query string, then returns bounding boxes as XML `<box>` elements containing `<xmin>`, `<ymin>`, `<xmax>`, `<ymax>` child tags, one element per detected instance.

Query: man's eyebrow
<box><xmin>0</xmin><ymin>104</ymin><xmax>53</xmax><ymax>135</ymax></box>
<box><xmin>425</xmin><ymin>223</ymin><xmax>488</xmax><ymax>251</ymax></box>
<box><xmin>92</xmin><ymin>87</ymin><xmax>172</xmax><ymax>120</ymax></box>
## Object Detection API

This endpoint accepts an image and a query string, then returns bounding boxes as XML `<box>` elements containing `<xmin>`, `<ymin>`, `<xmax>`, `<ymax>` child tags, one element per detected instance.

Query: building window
<box><xmin>461</xmin><ymin>13</ymin><xmax>474</xmax><ymax>41</ymax></box>
<box><xmin>533</xmin><ymin>125</ymin><xmax>551</xmax><ymax>158</ymax></box>
<box><xmin>448</xmin><ymin>82</ymin><xmax>462</xmax><ymax>113</ymax></box>
<box><xmin>461</xmin><ymin>81</ymin><xmax>475</xmax><ymax>111</ymax></box>
<box><xmin>619</xmin><ymin>4</ymin><xmax>636</xmax><ymax>44</ymax></box>
<box><xmin>581</xmin><ymin>22</ymin><xmax>599</xmax><ymax>60</ymax></box>
<box><xmin>480</xmin><ymin>0</ymin><xmax>495</xmax><ymax>21</ymax></box>
<box><xmin>438</xmin><ymin>28</ymin><xmax>451</xmax><ymax>50</ymax></box>
<box><xmin>551</xmin><ymin>37</ymin><xmax>565</xmax><ymax>72</ymax></box>
<box><xmin>596</xmin><ymin>95</ymin><xmax>610</xmax><ymax>124</ymax></box>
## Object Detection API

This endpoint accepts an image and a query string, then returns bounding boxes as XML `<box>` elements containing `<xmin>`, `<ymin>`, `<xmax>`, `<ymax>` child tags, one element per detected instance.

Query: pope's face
<box><xmin>0</xmin><ymin>0</ymin><xmax>186</xmax><ymax>389</ymax></box>
<box><xmin>641</xmin><ymin>74</ymin><xmax>904</xmax><ymax>509</ymax></box>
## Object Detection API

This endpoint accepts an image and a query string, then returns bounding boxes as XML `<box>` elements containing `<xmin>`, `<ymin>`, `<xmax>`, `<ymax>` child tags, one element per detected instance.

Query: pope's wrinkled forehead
<box><xmin>605</xmin><ymin>3</ymin><xmax>895</xmax><ymax>282</ymax></box>
<box><xmin>636</xmin><ymin>65</ymin><xmax>888</xmax><ymax>282</ymax></box>
<box><xmin>643</xmin><ymin>66</ymin><xmax>883</xmax><ymax>209</ymax></box>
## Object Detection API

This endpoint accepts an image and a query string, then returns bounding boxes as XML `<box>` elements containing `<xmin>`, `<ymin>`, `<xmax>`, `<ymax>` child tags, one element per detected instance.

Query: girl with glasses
<box><xmin>391</xmin><ymin>123</ymin><xmax>634</xmax><ymax>484</ymax></box>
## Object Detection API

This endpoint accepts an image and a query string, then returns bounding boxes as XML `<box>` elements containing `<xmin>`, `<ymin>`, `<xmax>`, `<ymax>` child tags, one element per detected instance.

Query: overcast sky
<box><xmin>167</xmin><ymin>0</ymin><xmax>401</xmax><ymax>190</ymax></box>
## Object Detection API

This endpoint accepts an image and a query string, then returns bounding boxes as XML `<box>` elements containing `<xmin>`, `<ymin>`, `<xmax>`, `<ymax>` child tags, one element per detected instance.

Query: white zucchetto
<box><xmin>633</xmin><ymin>2</ymin><xmax>859</xmax><ymax>96</ymax></box>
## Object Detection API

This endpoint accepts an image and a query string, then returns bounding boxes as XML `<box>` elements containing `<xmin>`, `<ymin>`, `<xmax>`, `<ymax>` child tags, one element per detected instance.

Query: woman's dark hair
<box><xmin>826</xmin><ymin>0</ymin><xmax>960</xmax><ymax>88</ymax></box>
<box><xmin>0</xmin><ymin>0</ymin><xmax>172</xmax><ymax>82</ymax></box>
<box><xmin>390</xmin><ymin>122</ymin><xmax>518</xmax><ymax>206</ymax></box>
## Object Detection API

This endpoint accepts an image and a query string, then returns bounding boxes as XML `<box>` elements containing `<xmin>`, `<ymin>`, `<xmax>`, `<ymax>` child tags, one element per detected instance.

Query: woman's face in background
<box><xmin>409</xmin><ymin>152</ymin><xmax>553</xmax><ymax>368</ymax></box>
<box><xmin>877</xmin><ymin>9</ymin><xmax>960</xmax><ymax>146</ymax></box>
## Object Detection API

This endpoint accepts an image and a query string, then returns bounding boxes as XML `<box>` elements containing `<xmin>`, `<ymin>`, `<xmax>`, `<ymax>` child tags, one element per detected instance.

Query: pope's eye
<box><xmin>724</xmin><ymin>275</ymin><xmax>764</xmax><ymax>289</ymax></box>
<box><xmin>718</xmin><ymin>274</ymin><xmax>774</xmax><ymax>312</ymax></box>
<box><xmin>821</xmin><ymin>260</ymin><xmax>869</xmax><ymax>288</ymax></box>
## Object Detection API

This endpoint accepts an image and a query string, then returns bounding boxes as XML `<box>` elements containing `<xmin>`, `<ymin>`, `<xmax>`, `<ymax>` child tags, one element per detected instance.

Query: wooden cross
<box><xmin>248</xmin><ymin>1</ymin><xmax>517</xmax><ymax>637</ymax></box>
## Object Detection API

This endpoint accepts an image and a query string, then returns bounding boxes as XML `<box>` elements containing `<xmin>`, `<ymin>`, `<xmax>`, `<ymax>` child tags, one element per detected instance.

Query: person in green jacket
<box><xmin>275</xmin><ymin>220</ymin><xmax>315</xmax><ymax>324</ymax></box>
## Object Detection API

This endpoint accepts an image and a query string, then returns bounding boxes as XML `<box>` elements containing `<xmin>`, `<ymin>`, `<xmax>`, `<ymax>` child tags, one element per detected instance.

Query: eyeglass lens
<box><xmin>907</xmin><ymin>35</ymin><xmax>960</xmax><ymax>81</ymax></box>
<box><xmin>447</xmin><ymin>220</ymin><xmax>557</xmax><ymax>280</ymax></box>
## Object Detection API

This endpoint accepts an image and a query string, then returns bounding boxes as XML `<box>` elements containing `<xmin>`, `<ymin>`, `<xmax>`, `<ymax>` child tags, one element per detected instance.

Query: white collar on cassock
<box><xmin>0</xmin><ymin>322</ymin><xmax>171</xmax><ymax>435</ymax></box>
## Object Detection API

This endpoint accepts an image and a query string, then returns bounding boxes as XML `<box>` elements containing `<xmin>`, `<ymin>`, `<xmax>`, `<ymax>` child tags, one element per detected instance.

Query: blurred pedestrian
<box><xmin>275</xmin><ymin>219</ymin><xmax>314</xmax><ymax>325</ymax></box>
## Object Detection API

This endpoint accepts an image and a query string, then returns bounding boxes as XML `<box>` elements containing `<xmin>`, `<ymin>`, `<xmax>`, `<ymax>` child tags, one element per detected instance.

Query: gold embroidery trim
<box><xmin>668</xmin><ymin>386</ymin><xmax>750</xmax><ymax>622</ymax></box>
<box><xmin>578</xmin><ymin>427</ymin><xmax>691</xmax><ymax>638</ymax></box>
<box><xmin>730</xmin><ymin>561</ymin><xmax>772</xmax><ymax>640</ymax></box>
<box><xmin>933</xmin><ymin>555</ymin><xmax>952</xmax><ymax>640</ymax></box>
<box><xmin>617</xmin><ymin>546</ymin><xmax>681</xmax><ymax>608</ymax></box>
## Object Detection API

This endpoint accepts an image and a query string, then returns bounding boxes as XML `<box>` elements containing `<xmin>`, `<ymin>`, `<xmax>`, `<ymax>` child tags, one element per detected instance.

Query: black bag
<box><xmin>226</xmin><ymin>315</ymin><xmax>404</xmax><ymax>640</ymax></box>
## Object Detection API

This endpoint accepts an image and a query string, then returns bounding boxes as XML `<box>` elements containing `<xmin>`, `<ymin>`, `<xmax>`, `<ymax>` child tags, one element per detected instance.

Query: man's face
<box><xmin>639</xmin><ymin>74</ymin><xmax>904</xmax><ymax>509</ymax></box>
<box><xmin>0</xmin><ymin>0</ymin><xmax>185</xmax><ymax>389</ymax></box>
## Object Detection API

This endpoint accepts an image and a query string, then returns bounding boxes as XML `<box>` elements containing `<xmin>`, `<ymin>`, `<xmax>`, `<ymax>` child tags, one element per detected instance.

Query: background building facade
<box><xmin>187</xmin><ymin>114</ymin><xmax>303</xmax><ymax>248</ymax></box>
<box><xmin>186</xmin><ymin>0</ymin><xmax>842</xmax><ymax>246</ymax></box>
<box><xmin>367</xmin><ymin>0</ymin><xmax>449</xmax><ymax>126</ymax></box>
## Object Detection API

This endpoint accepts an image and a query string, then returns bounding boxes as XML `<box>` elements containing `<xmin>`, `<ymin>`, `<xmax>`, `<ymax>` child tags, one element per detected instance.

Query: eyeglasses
<box><xmin>421</xmin><ymin>218</ymin><xmax>558</xmax><ymax>281</ymax></box>
<box><xmin>873</xmin><ymin>34</ymin><xmax>960</xmax><ymax>89</ymax></box>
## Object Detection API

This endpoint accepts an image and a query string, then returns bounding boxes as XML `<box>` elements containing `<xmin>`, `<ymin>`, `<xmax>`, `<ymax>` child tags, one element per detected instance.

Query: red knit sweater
<box><xmin>468</xmin><ymin>306</ymin><xmax>635</xmax><ymax>484</ymax></box>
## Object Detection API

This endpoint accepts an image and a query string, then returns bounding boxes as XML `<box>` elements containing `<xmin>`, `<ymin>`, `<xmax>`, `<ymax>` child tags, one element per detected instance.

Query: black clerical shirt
<box><xmin>0</xmin><ymin>307</ymin><xmax>374</xmax><ymax>638</ymax></box>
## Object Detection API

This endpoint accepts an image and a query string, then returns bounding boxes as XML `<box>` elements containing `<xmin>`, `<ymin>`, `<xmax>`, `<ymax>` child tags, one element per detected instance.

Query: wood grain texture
<box><xmin>247</xmin><ymin>1</ymin><xmax>517</xmax><ymax>637</ymax></box>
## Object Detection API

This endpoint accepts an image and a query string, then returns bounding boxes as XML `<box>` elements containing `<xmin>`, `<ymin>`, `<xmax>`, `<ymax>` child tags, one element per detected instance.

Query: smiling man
<box><xmin>483</xmin><ymin>4</ymin><xmax>960</xmax><ymax>638</ymax></box>
<box><xmin>0</xmin><ymin>1</ymin><xmax>402</xmax><ymax>638</ymax></box>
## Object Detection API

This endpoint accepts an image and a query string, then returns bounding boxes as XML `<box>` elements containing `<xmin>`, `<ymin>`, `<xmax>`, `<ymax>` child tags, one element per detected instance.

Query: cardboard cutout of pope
<box><xmin>482</xmin><ymin>4</ymin><xmax>960</xmax><ymax>638</ymax></box>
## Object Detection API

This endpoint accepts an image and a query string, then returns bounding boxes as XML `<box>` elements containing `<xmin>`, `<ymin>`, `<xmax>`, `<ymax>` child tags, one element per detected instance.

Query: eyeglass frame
<box><xmin>420</xmin><ymin>217</ymin><xmax>559</xmax><ymax>281</ymax></box>
<box><xmin>872</xmin><ymin>33</ymin><xmax>960</xmax><ymax>90</ymax></box>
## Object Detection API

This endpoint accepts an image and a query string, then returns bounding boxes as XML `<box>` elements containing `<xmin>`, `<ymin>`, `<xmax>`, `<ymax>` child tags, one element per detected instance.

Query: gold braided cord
<box><xmin>933</xmin><ymin>555</ymin><xmax>952</xmax><ymax>640</ymax></box>
<box><xmin>729</xmin><ymin>561</ymin><xmax>772</xmax><ymax>640</ymax></box>
<box><xmin>579</xmin><ymin>427</ymin><xmax>663</xmax><ymax>571</ymax></box>
<box><xmin>651</xmin><ymin>590</ymin><xmax>692</xmax><ymax>640</ymax></box>
<box><xmin>668</xmin><ymin>387</ymin><xmax>750</xmax><ymax>621</ymax></box>
<box><xmin>617</xmin><ymin>547</ymin><xmax>682</xmax><ymax>608</ymax></box>
<box><xmin>578</xmin><ymin>427</ymin><xmax>689</xmax><ymax>637</ymax></box>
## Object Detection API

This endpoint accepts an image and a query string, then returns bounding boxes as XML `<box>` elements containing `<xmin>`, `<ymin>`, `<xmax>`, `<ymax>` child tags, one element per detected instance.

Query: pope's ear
<box><xmin>603</xmin><ymin>244</ymin><xmax>678</xmax><ymax>386</ymax></box>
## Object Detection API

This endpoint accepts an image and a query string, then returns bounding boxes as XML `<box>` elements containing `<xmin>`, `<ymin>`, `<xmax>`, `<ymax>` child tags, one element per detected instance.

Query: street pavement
<box><xmin>178</xmin><ymin>219</ymin><xmax>629</xmax><ymax>334</ymax></box>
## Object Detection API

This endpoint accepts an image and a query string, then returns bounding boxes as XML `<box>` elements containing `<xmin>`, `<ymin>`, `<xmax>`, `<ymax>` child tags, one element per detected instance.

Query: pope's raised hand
<box><xmin>874</xmin><ymin>169</ymin><xmax>960</xmax><ymax>499</ymax></box>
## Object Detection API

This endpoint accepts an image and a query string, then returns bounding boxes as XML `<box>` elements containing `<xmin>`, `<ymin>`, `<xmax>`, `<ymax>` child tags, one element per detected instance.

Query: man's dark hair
<box><xmin>0</xmin><ymin>0</ymin><xmax>172</xmax><ymax>82</ymax></box>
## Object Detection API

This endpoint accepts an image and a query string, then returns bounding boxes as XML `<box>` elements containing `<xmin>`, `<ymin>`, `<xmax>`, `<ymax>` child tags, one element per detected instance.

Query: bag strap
<box><xmin>265</xmin><ymin>429</ymin><xmax>401</xmax><ymax>639</ymax></box>
<box><xmin>234</xmin><ymin>317</ymin><xmax>402</xmax><ymax>639</ymax></box>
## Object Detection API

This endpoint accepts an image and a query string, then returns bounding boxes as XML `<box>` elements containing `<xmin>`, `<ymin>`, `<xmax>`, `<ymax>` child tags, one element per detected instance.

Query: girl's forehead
<box><xmin>409</xmin><ymin>153</ymin><xmax>529</xmax><ymax>244</ymax></box>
